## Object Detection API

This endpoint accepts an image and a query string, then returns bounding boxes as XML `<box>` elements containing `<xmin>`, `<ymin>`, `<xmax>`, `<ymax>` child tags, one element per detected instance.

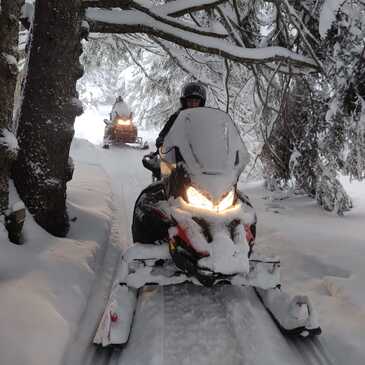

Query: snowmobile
<box><xmin>94</xmin><ymin>107</ymin><xmax>321</xmax><ymax>347</ymax></box>
<box><xmin>102</xmin><ymin>115</ymin><xmax>149</xmax><ymax>150</ymax></box>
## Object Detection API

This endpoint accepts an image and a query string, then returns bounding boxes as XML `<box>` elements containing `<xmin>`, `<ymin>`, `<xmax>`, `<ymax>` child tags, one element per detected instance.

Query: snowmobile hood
<box><xmin>161</xmin><ymin>107</ymin><xmax>249</xmax><ymax>199</ymax></box>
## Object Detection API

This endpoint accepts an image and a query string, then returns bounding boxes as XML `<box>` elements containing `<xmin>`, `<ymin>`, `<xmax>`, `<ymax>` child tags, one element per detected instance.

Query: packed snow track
<box><xmin>64</xmin><ymin>145</ymin><xmax>336</xmax><ymax>365</ymax></box>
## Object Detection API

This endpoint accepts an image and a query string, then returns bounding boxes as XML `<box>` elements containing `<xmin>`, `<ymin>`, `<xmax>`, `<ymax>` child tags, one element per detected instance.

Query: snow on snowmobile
<box><xmin>102</xmin><ymin>114</ymin><xmax>148</xmax><ymax>150</ymax></box>
<box><xmin>94</xmin><ymin>107</ymin><xmax>320</xmax><ymax>347</ymax></box>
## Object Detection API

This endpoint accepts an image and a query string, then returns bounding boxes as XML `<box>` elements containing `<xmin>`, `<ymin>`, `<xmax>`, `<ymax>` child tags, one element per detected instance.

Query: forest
<box><xmin>0</xmin><ymin>0</ymin><xmax>364</xmax><ymax>238</ymax></box>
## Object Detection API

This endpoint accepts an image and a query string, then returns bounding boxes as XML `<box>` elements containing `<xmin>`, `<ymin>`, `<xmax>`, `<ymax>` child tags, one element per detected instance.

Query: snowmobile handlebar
<box><xmin>142</xmin><ymin>151</ymin><xmax>161</xmax><ymax>180</ymax></box>
<box><xmin>142</xmin><ymin>150</ymin><xmax>158</xmax><ymax>164</ymax></box>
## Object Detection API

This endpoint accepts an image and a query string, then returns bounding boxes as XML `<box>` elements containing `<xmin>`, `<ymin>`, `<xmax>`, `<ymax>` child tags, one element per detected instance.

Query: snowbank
<box><xmin>240</xmin><ymin>177</ymin><xmax>365</xmax><ymax>364</ymax></box>
<box><xmin>74</xmin><ymin>107</ymin><xmax>106</xmax><ymax>145</ymax></box>
<box><xmin>0</xmin><ymin>139</ymin><xmax>112</xmax><ymax>365</ymax></box>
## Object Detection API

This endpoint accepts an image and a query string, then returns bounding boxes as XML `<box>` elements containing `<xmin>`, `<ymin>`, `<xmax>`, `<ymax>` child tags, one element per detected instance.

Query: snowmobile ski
<box><xmin>254</xmin><ymin>287</ymin><xmax>322</xmax><ymax>338</ymax></box>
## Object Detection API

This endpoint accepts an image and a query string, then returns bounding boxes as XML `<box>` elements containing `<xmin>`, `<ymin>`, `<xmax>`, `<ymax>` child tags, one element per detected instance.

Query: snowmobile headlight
<box><xmin>186</xmin><ymin>187</ymin><xmax>235</xmax><ymax>213</ymax></box>
<box><xmin>186</xmin><ymin>186</ymin><xmax>214</xmax><ymax>210</ymax></box>
<box><xmin>217</xmin><ymin>190</ymin><xmax>235</xmax><ymax>212</ymax></box>
<box><xmin>117</xmin><ymin>118</ymin><xmax>131</xmax><ymax>126</ymax></box>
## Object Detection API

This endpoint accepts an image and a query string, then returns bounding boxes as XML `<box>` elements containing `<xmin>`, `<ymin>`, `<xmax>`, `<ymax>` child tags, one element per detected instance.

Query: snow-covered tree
<box><xmin>0</xmin><ymin>0</ymin><xmax>22</xmax><ymax>217</ymax></box>
<box><xmin>257</xmin><ymin>0</ymin><xmax>364</xmax><ymax>214</ymax></box>
<box><xmin>13</xmin><ymin>0</ymin><xmax>84</xmax><ymax>236</ymax></box>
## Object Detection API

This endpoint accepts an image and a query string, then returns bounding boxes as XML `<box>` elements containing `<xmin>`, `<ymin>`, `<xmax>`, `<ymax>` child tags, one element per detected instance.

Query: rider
<box><xmin>132</xmin><ymin>92</ymin><xmax>256</xmax><ymax>254</ymax></box>
<box><xmin>155</xmin><ymin>81</ymin><xmax>206</xmax><ymax>148</ymax></box>
<box><xmin>133</xmin><ymin>83</ymin><xmax>207</xmax><ymax>243</ymax></box>
<box><xmin>103</xmin><ymin>96</ymin><xmax>133</xmax><ymax>148</ymax></box>
<box><xmin>110</xmin><ymin>95</ymin><xmax>132</xmax><ymax>122</ymax></box>
<box><xmin>134</xmin><ymin>82</ymin><xmax>256</xmax><ymax>250</ymax></box>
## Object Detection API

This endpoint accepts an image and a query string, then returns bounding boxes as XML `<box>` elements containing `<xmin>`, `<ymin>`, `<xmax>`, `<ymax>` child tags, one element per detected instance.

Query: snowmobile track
<box><xmin>288</xmin><ymin>337</ymin><xmax>337</xmax><ymax>365</ymax></box>
<box><xmin>115</xmin><ymin>284</ymin><xmax>335</xmax><ymax>365</ymax></box>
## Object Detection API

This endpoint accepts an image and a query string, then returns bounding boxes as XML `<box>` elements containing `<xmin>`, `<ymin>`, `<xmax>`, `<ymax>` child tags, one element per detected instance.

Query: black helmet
<box><xmin>180</xmin><ymin>82</ymin><xmax>206</xmax><ymax>107</ymax></box>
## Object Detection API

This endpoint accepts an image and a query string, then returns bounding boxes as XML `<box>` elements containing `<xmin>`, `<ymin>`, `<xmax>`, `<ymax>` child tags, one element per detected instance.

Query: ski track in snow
<box><xmin>118</xmin><ymin>285</ymin><xmax>336</xmax><ymax>365</ymax></box>
<box><xmin>63</xmin><ymin>145</ymin><xmax>150</xmax><ymax>365</ymax></box>
<box><xmin>65</xmin><ymin>144</ymin><xmax>336</xmax><ymax>365</ymax></box>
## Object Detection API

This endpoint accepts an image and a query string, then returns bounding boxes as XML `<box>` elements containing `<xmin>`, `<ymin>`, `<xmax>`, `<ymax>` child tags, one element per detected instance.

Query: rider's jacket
<box><xmin>155</xmin><ymin>109</ymin><xmax>181</xmax><ymax>148</ymax></box>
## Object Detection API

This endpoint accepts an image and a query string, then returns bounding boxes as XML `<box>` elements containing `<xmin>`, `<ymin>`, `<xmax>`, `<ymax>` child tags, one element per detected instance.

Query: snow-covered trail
<box><xmin>117</xmin><ymin>285</ymin><xmax>335</xmax><ymax>365</ymax></box>
<box><xmin>99</xmin><ymin>145</ymin><xmax>152</xmax><ymax>240</ymax></box>
<box><xmin>66</xmin><ymin>144</ymin><xmax>335</xmax><ymax>365</ymax></box>
<box><xmin>63</xmin><ymin>145</ymin><xmax>151</xmax><ymax>365</ymax></box>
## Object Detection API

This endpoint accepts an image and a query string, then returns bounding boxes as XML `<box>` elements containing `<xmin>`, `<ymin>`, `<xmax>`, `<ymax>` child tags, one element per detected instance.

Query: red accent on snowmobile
<box><xmin>103</xmin><ymin>116</ymin><xmax>147</xmax><ymax>147</ymax></box>
<box><xmin>110</xmin><ymin>124</ymin><xmax>138</xmax><ymax>144</ymax></box>
<box><xmin>244</xmin><ymin>224</ymin><xmax>255</xmax><ymax>244</ymax></box>
<box><xmin>110</xmin><ymin>312</ymin><xmax>118</xmax><ymax>322</ymax></box>
<box><xmin>175</xmin><ymin>224</ymin><xmax>209</xmax><ymax>257</ymax></box>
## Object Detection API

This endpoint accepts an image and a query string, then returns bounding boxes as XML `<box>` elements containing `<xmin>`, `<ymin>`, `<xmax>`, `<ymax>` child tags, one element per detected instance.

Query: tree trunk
<box><xmin>0</xmin><ymin>0</ymin><xmax>23</xmax><ymax>215</ymax></box>
<box><xmin>13</xmin><ymin>0</ymin><xmax>83</xmax><ymax>236</ymax></box>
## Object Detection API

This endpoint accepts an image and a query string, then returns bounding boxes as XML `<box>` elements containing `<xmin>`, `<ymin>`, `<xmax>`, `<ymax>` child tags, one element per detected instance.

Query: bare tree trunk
<box><xmin>0</xmin><ymin>0</ymin><xmax>23</xmax><ymax>215</ymax></box>
<box><xmin>13</xmin><ymin>0</ymin><xmax>83</xmax><ymax>236</ymax></box>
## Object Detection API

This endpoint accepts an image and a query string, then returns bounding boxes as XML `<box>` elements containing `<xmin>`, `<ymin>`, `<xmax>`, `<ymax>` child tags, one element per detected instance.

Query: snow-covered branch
<box><xmin>122</xmin><ymin>39</ymin><xmax>166</xmax><ymax>92</ymax></box>
<box><xmin>82</xmin><ymin>0</ymin><xmax>132</xmax><ymax>9</ymax></box>
<box><xmin>83</xmin><ymin>0</ymin><xmax>228</xmax><ymax>18</ymax></box>
<box><xmin>127</xmin><ymin>1</ymin><xmax>228</xmax><ymax>38</ymax></box>
<box><xmin>152</xmin><ymin>37</ymin><xmax>220</xmax><ymax>90</ymax></box>
<box><xmin>145</xmin><ymin>0</ymin><xmax>229</xmax><ymax>18</ymax></box>
<box><xmin>86</xmin><ymin>8</ymin><xmax>318</xmax><ymax>69</ymax></box>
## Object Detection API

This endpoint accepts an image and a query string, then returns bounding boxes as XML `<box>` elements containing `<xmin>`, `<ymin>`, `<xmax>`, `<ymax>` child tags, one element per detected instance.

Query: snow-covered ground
<box><xmin>1</xmin><ymin>132</ymin><xmax>365</xmax><ymax>364</ymax></box>
<box><xmin>244</xmin><ymin>177</ymin><xmax>365</xmax><ymax>365</ymax></box>
<box><xmin>0</xmin><ymin>152</ymin><xmax>113</xmax><ymax>365</ymax></box>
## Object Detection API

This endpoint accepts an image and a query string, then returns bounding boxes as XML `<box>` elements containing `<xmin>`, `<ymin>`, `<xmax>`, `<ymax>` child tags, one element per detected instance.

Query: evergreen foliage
<box><xmin>76</xmin><ymin>1</ymin><xmax>365</xmax><ymax>215</ymax></box>
<box><xmin>257</xmin><ymin>0</ymin><xmax>364</xmax><ymax>214</ymax></box>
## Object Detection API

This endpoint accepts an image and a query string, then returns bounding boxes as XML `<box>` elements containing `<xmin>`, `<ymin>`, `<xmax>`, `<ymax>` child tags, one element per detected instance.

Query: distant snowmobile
<box><xmin>103</xmin><ymin>97</ymin><xmax>148</xmax><ymax>150</ymax></box>
<box><xmin>94</xmin><ymin>107</ymin><xmax>320</xmax><ymax>347</ymax></box>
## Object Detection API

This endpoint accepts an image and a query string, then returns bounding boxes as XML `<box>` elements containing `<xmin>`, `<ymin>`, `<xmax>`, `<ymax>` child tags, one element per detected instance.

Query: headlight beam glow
<box><xmin>117</xmin><ymin>119</ymin><xmax>131</xmax><ymax>126</ymax></box>
<box><xmin>186</xmin><ymin>186</ymin><xmax>235</xmax><ymax>213</ymax></box>
<box><xmin>186</xmin><ymin>186</ymin><xmax>214</xmax><ymax>210</ymax></box>
<box><xmin>217</xmin><ymin>190</ymin><xmax>235</xmax><ymax>212</ymax></box>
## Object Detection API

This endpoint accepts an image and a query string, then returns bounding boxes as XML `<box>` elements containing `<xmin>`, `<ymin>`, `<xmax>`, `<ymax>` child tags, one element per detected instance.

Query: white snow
<box><xmin>74</xmin><ymin>106</ymin><xmax>107</xmax><ymax>145</ymax></box>
<box><xmin>10</xmin><ymin>201</ymin><xmax>25</xmax><ymax>213</ymax></box>
<box><xmin>0</xmin><ymin>128</ymin><xmax>19</xmax><ymax>155</ymax></box>
<box><xmin>1</xmin><ymin>135</ymin><xmax>365</xmax><ymax>364</ymax></box>
<box><xmin>256</xmin><ymin>287</ymin><xmax>320</xmax><ymax>332</ymax></box>
<box><xmin>4</xmin><ymin>53</ymin><xmax>17</xmax><ymax>68</ymax></box>
<box><xmin>0</xmin><ymin>143</ymin><xmax>112</xmax><ymax>365</ymax></box>
<box><xmin>239</xmin><ymin>177</ymin><xmax>365</xmax><ymax>364</ymax></box>
<box><xmin>81</xmin><ymin>20</ymin><xmax>90</xmax><ymax>32</ymax></box>
<box><xmin>167</xmin><ymin>197</ymin><xmax>251</xmax><ymax>275</ymax></box>
<box><xmin>94</xmin><ymin>282</ymin><xmax>137</xmax><ymax>346</ymax></box>
<box><xmin>198</xmin><ymin>229</ymin><xmax>249</xmax><ymax>275</ymax></box>
<box><xmin>140</xmin><ymin>0</ymin><xmax>226</xmax><ymax>18</ymax></box>
<box><xmin>20</xmin><ymin>2</ymin><xmax>34</xmax><ymax>24</ymax></box>
<box><xmin>319</xmin><ymin>0</ymin><xmax>343</xmax><ymax>38</ymax></box>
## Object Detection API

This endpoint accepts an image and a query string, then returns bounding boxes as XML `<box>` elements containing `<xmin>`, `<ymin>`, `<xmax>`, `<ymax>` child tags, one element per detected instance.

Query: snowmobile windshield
<box><xmin>161</xmin><ymin>107</ymin><xmax>249</xmax><ymax>200</ymax></box>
